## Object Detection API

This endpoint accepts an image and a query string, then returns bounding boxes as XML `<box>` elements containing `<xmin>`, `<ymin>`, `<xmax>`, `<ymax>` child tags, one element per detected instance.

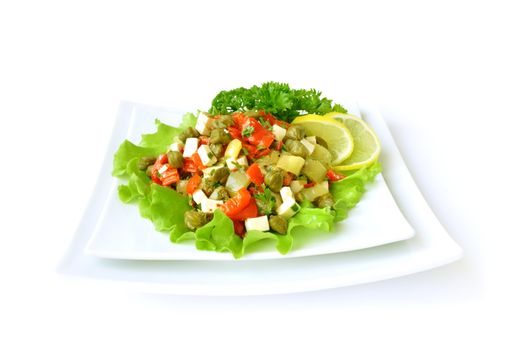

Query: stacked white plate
<box><xmin>58</xmin><ymin>101</ymin><xmax>462</xmax><ymax>295</ymax></box>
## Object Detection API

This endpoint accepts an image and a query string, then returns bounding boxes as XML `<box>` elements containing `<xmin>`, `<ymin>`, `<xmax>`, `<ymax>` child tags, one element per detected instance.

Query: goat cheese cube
<box><xmin>192</xmin><ymin>189</ymin><xmax>207</xmax><ymax>205</ymax></box>
<box><xmin>197</xmin><ymin>145</ymin><xmax>217</xmax><ymax>166</ymax></box>
<box><xmin>277</xmin><ymin>198</ymin><xmax>300</xmax><ymax>219</ymax></box>
<box><xmin>182</xmin><ymin>137</ymin><xmax>199</xmax><ymax>158</ymax></box>
<box><xmin>201</xmin><ymin>198</ymin><xmax>223</xmax><ymax>213</ymax></box>
<box><xmin>305</xmin><ymin>136</ymin><xmax>317</xmax><ymax>144</ymax></box>
<box><xmin>195</xmin><ymin>112</ymin><xmax>212</xmax><ymax>135</ymax></box>
<box><xmin>300</xmin><ymin>139</ymin><xmax>315</xmax><ymax>155</ymax></box>
<box><xmin>279</xmin><ymin>186</ymin><xmax>294</xmax><ymax>202</ymax></box>
<box><xmin>272</xmin><ymin>124</ymin><xmax>287</xmax><ymax>141</ymax></box>
<box><xmin>245</xmin><ymin>215</ymin><xmax>270</xmax><ymax>232</ymax></box>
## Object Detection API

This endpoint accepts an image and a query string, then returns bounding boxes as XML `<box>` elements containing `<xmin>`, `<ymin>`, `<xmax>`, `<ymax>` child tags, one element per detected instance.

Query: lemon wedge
<box><xmin>292</xmin><ymin>114</ymin><xmax>354</xmax><ymax>165</ymax></box>
<box><xmin>329</xmin><ymin>113</ymin><xmax>381</xmax><ymax>170</ymax></box>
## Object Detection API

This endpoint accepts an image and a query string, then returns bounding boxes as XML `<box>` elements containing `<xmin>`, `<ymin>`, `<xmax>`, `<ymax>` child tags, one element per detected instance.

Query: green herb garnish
<box><xmin>242</xmin><ymin>125</ymin><xmax>255</xmax><ymax>138</ymax></box>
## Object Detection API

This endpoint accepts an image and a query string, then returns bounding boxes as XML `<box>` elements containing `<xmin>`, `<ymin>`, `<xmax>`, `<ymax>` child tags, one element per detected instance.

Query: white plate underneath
<box><xmin>84</xmin><ymin>102</ymin><xmax>414</xmax><ymax>260</ymax></box>
<box><xmin>58</xmin><ymin>102</ymin><xmax>462</xmax><ymax>295</ymax></box>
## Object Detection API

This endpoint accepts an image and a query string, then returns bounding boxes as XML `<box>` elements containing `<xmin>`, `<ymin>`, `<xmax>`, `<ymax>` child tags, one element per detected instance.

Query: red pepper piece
<box><xmin>327</xmin><ymin>169</ymin><xmax>346</xmax><ymax>181</ymax></box>
<box><xmin>246</xmin><ymin>163</ymin><xmax>264</xmax><ymax>185</ymax></box>
<box><xmin>220</xmin><ymin>188</ymin><xmax>251</xmax><ymax>218</ymax></box>
<box><xmin>186</xmin><ymin>174</ymin><xmax>201</xmax><ymax>195</ymax></box>
<box><xmin>230</xmin><ymin>198</ymin><xmax>258</xmax><ymax>221</ymax></box>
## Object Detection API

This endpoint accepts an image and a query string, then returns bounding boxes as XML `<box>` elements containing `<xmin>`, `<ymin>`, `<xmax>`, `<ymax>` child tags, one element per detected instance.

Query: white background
<box><xmin>1</xmin><ymin>0</ymin><xmax>526</xmax><ymax>349</ymax></box>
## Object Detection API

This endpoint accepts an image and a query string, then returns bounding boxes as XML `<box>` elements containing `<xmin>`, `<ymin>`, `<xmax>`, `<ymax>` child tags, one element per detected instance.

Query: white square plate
<box><xmin>84</xmin><ymin>102</ymin><xmax>414</xmax><ymax>260</ymax></box>
<box><xmin>58</xmin><ymin>102</ymin><xmax>462</xmax><ymax>295</ymax></box>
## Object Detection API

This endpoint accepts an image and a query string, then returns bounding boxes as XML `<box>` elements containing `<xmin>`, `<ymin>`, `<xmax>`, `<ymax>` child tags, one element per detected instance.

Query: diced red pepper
<box><xmin>246</xmin><ymin>163</ymin><xmax>264</xmax><ymax>186</ymax></box>
<box><xmin>186</xmin><ymin>174</ymin><xmax>201</xmax><ymax>195</ymax></box>
<box><xmin>160</xmin><ymin>168</ymin><xmax>180</xmax><ymax>186</ymax></box>
<box><xmin>190</xmin><ymin>152</ymin><xmax>207</xmax><ymax>170</ymax></box>
<box><xmin>227</xmin><ymin>126</ymin><xmax>242</xmax><ymax>140</ymax></box>
<box><xmin>275</xmin><ymin>140</ymin><xmax>283</xmax><ymax>151</ymax></box>
<box><xmin>233</xmin><ymin>220</ymin><xmax>246</xmax><ymax>238</ymax></box>
<box><xmin>182</xmin><ymin>158</ymin><xmax>198</xmax><ymax>173</ymax></box>
<box><xmin>258</xmin><ymin>110</ymin><xmax>290</xmax><ymax>128</ymax></box>
<box><xmin>220</xmin><ymin>188</ymin><xmax>251</xmax><ymax>218</ymax></box>
<box><xmin>303</xmin><ymin>182</ymin><xmax>316</xmax><ymax>188</ymax></box>
<box><xmin>283</xmin><ymin>172</ymin><xmax>294</xmax><ymax>186</ymax></box>
<box><xmin>230</xmin><ymin>198</ymin><xmax>258</xmax><ymax>221</ymax></box>
<box><xmin>199</xmin><ymin>136</ymin><xmax>209</xmax><ymax>145</ymax></box>
<box><xmin>150</xmin><ymin>154</ymin><xmax>168</xmax><ymax>185</ymax></box>
<box><xmin>242</xmin><ymin>118</ymin><xmax>275</xmax><ymax>149</ymax></box>
<box><xmin>232</xmin><ymin>112</ymin><xmax>247</xmax><ymax>126</ymax></box>
<box><xmin>327</xmin><ymin>169</ymin><xmax>346</xmax><ymax>182</ymax></box>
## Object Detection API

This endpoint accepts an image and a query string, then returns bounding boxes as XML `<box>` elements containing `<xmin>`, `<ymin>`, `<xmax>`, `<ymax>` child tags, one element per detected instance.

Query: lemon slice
<box><xmin>292</xmin><ymin>114</ymin><xmax>353</xmax><ymax>165</ymax></box>
<box><xmin>329</xmin><ymin>113</ymin><xmax>381</xmax><ymax>170</ymax></box>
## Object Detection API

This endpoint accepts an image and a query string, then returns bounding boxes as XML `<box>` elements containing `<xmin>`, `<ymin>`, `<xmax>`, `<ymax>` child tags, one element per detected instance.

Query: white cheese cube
<box><xmin>195</xmin><ymin>112</ymin><xmax>212</xmax><ymax>135</ymax></box>
<box><xmin>300</xmin><ymin>139</ymin><xmax>315</xmax><ymax>155</ymax></box>
<box><xmin>272</xmin><ymin>124</ymin><xmax>287</xmax><ymax>141</ymax></box>
<box><xmin>158</xmin><ymin>164</ymin><xmax>168</xmax><ymax>175</ymax></box>
<box><xmin>201</xmin><ymin>198</ymin><xmax>223</xmax><ymax>213</ymax></box>
<box><xmin>277</xmin><ymin>198</ymin><xmax>300</xmax><ymax>219</ymax></box>
<box><xmin>279</xmin><ymin>186</ymin><xmax>294</xmax><ymax>202</ymax></box>
<box><xmin>182</xmin><ymin>137</ymin><xmax>199</xmax><ymax>158</ymax></box>
<box><xmin>245</xmin><ymin>215</ymin><xmax>270</xmax><ymax>232</ymax></box>
<box><xmin>197</xmin><ymin>145</ymin><xmax>217</xmax><ymax>166</ymax></box>
<box><xmin>305</xmin><ymin>136</ymin><xmax>317</xmax><ymax>145</ymax></box>
<box><xmin>192</xmin><ymin>189</ymin><xmax>207</xmax><ymax>205</ymax></box>
<box><xmin>236</xmin><ymin>155</ymin><xmax>248</xmax><ymax>167</ymax></box>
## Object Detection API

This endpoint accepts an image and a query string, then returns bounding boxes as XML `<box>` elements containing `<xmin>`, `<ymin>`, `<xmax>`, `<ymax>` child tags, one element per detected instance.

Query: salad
<box><xmin>113</xmin><ymin>82</ymin><xmax>381</xmax><ymax>258</ymax></box>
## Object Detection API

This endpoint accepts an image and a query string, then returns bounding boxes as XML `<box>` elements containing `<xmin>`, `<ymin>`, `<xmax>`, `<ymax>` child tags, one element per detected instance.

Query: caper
<box><xmin>209</xmin><ymin>186</ymin><xmax>230</xmax><ymax>201</ymax></box>
<box><xmin>209</xmin><ymin>128</ymin><xmax>232</xmax><ymax>145</ymax></box>
<box><xmin>175</xmin><ymin>180</ymin><xmax>188</xmax><ymax>195</ymax></box>
<box><xmin>285</xmin><ymin>125</ymin><xmax>306</xmax><ymax>141</ymax></box>
<box><xmin>167</xmin><ymin>150</ymin><xmax>184</xmax><ymax>168</ymax></box>
<box><xmin>178</xmin><ymin>127</ymin><xmax>199</xmax><ymax>142</ymax></box>
<box><xmin>285</xmin><ymin>140</ymin><xmax>308</xmax><ymax>158</ymax></box>
<box><xmin>201</xmin><ymin>178</ymin><xmax>216</xmax><ymax>196</ymax></box>
<box><xmin>294</xmin><ymin>191</ymin><xmax>304</xmax><ymax>203</ymax></box>
<box><xmin>264</xmin><ymin>170</ymin><xmax>283</xmax><ymax>192</ymax></box>
<box><xmin>210</xmin><ymin>166</ymin><xmax>230</xmax><ymax>184</ymax></box>
<box><xmin>145</xmin><ymin>165</ymin><xmax>154</xmax><ymax>177</ymax></box>
<box><xmin>184</xmin><ymin>210</ymin><xmax>211</xmax><ymax>230</ymax></box>
<box><xmin>211</xmin><ymin>115</ymin><xmax>234</xmax><ymax>128</ymax></box>
<box><xmin>315</xmin><ymin>193</ymin><xmax>334</xmax><ymax>208</ymax></box>
<box><xmin>137</xmin><ymin>156</ymin><xmax>156</xmax><ymax>170</ymax></box>
<box><xmin>269</xmin><ymin>215</ymin><xmax>288</xmax><ymax>235</ymax></box>
<box><xmin>209</xmin><ymin>143</ymin><xmax>223</xmax><ymax>158</ymax></box>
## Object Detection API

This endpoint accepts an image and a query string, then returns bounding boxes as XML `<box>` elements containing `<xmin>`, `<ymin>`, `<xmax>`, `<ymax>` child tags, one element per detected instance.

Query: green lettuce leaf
<box><xmin>331</xmin><ymin>162</ymin><xmax>382</xmax><ymax>221</ymax></box>
<box><xmin>112</xmin><ymin>140</ymin><xmax>156</xmax><ymax>177</ymax></box>
<box><xmin>139</xmin><ymin>113</ymin><xmax>196</xmax><ymax>154</ymax></box>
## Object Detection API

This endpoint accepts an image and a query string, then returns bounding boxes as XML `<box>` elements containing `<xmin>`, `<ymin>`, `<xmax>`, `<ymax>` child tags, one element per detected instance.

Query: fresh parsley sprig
<box><xmin>209</xmin><ymin>82</ymin><xmax>347</xmax><ymax>122</ymax></box>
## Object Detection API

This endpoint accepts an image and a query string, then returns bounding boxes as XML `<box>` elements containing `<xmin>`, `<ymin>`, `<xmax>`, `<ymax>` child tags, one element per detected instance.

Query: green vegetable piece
<box><xmin>285</xmin><ymin>125</ymin><xmax>306</xmax><ymax>141</ymax></box>
<box><xmin>209</xmin><ymin>186</ymin><xmax>230</xmax><ymax>201</ymax></box>
<box><xmin>315</xmin><ymin>193</ymin><xmax>334</xmax><ymax>208</ymax></box>
<box><xmin>264</xmin><ymin>170</ymin><xmax>284</xmax><ymax>193</ymax></box>
<box><xmin>178</xmin><ymin>127</ymin><xmax>199</xmax><ymax>142</ymax></box>
<box><xmin>209</xmin><ymin>128</ymin><xmax>232</xmax><ymax>144</ymax></box>
<box><xmin>254</xmin><ymin>188</ymin><xmax>277</xmax><ymax>215</ymax></box>
<box><xmin>285</xmin><ymin>139</ymin><xmax>308</xmax><ymax>158</ymax></box>
<box><xmin>137</xmin><ymin>156</ymin><xmax>156</xmax><ymax>170</ymax></box>
<box><xmin>269</xmin><ymin>215</ymin><xmax>288</xmax><ymax>234</ymax></box>
<box><xmin>301</xmin><ymin>159</ymin><xmax>327</xmax><ymax>183</ymax></box>
<box><xmin>276</xmin><ymin>154</ymin><xmax>305</xmax><ymax>176</ymax></box>
<box><xmin>184</xmin><ymin>210</ymin><xmax>212</xmax><ymax>231</ymax></box>
<box><xmin>310</xmin><ymin>144</ymin><xmax>332</xmax><ymax>168</ymax></box>
<box><xmin>209</xmin><ymin>143</ymin><xmax>223</xmax><ymax>158</ymax></box>
<box><xmin>167</xmin><ymin>150</ymin><xmax>184</xmax><ymax>168</ymax></box>
<box><xmin>210</xmin><ymin>166</ymin><xmax>230</xmax><ymax>185</ymax></box>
